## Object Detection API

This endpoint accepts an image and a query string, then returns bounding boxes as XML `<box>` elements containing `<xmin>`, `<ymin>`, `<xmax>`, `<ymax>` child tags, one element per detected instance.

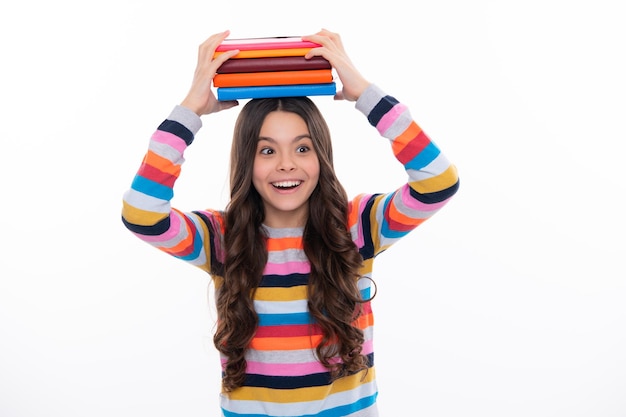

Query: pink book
<box><xmin>215</xmin><ymin>36</ymin><xmax>321</xmax><ymax>52</ymax></box>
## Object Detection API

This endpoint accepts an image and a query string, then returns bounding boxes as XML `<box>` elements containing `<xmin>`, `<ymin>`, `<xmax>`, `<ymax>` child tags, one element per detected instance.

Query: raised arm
<box><xmin>121</xmin><ymin>31</ymin><xmax>240</xmax><ymax>273</ymax></box>
<box><xmin>349</xmin><ymin>83</ymin><xmax>460</xmax><ymax>256</ymax></box>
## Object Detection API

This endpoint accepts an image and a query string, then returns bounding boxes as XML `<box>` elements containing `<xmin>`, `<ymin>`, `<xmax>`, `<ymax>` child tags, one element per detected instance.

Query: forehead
<box><xmin>259</xmin><ymin>111</ymin><xmax>309</xmax><ymax>139</ymax></box>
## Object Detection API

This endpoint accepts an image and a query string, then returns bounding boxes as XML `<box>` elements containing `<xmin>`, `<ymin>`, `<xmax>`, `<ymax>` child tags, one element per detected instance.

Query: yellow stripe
<box><xmin>409</xmin><ymin>165</ymin><xmax>459</xmax><ymax>194</ymax></box>
<box><xmin>255</xmin><ymin>285</ymin><xmax>307</xmax><ymax>302</ymax></box>
<box><xmin>122</xmin><ymin>202</ymin><xmax>167</xmax><ymax>226</ymax></box>
<box><xmin>359</xmin><ymin>258</ymin><xmax>373</xmax><ymax>275</ymax></box>
<box><xmin>369</xmin><ymin>198</ymin><xmax>383</xmax><ymax>251</ymax></box>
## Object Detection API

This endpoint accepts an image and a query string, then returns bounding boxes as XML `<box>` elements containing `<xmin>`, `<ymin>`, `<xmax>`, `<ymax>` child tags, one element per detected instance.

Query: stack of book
<box><xmin>213</xmin><ymin>37</ymin><xmax>336</xmax><ymax>100</ymax></box>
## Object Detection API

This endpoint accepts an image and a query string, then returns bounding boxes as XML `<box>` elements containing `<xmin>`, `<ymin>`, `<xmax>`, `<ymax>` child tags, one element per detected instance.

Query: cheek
<box><xmin>307</xmin><ymin>158</ymin><xmax>321</xmax><ymax>182</ymax></box>
<box><xmin>252</xmin><ymin>159</ymin><xmax>266</xmax><ymax>186</ymax></box>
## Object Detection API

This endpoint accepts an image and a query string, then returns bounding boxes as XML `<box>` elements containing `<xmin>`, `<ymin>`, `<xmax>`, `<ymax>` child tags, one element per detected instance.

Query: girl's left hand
<box><xmin>181</xmin><ymin>30</ymin><xmax>240</xmax><ymax>115</ymax></box>
<box><xmin>302</xmin><ymin>29</ymin><xmax>371</xmax><ymax>102</ymax></box>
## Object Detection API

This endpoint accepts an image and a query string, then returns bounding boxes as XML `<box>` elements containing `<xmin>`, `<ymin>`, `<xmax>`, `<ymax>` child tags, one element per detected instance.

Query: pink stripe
<box><xmin>352</xmin><ymin>195</ymin><xmax>372</xmax><ymax>248</ymax></box>
<box><xmin>264</xmin><ymin>261</ymin><xmax>310</xmax><ymax>275</ymax></box>
<box><xmin>376</xmin><ymin>103</ymin><xmax>408</xmax><ymax>135</ymax></box>
<box><xmin>152</xmin><ymin>130</ymin><xmax>187</xmax><ymax>154</ymax></box>
<box><xmin>133</xmin><ymin>211</ymin><xmax>186</xmax><ymax>243</ymax></box>
<box><xmin>244</xmin><ymin>360</ymin><xmax>329</xmax><ymax>376</ymax></box>
<box><xmin>400</xmin><ymin>185</ymin><xmax>449</xmax><ymax>211</ymax></box>
<box><xmin>361</xmin><ymin>339</ymin><xmax>374</xmax><ymax>356</ymax></box>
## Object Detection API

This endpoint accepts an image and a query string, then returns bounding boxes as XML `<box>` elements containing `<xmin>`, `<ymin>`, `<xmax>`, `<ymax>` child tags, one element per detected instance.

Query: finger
<box><xmin>198</xmin><ymin>30</ymin><xmax>231</xmax><ymax>63</ymax></box>
<box><xmin>212</xmin><ymin>48</ymin><xmax>239</xmax><ymax>69</ymax></box>
<box><xmin>218</xmin><ymin>99</ymin><xmax>239</xmax><ymax>110</ymax></box>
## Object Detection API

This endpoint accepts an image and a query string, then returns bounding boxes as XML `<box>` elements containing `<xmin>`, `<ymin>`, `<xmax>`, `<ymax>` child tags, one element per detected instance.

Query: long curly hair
<box><xmin>213</xmin><ymin>97</ymin><xmax>371</xmax><ymax>392</ymax></box>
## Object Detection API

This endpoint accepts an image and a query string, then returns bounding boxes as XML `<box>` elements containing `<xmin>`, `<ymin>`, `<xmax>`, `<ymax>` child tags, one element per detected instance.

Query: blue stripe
<box><xmin>260</xmin><ymin>273</ymin><xmax>308</xmax><ymax>287</ymax></box>
<box><xmin>379</xmin><ymin>193</ymin><xmax>410</xmax><ymax>239</ymax></box>
<box><xmin>360</xmin><ymin>286</ymin><xmax>371</xmax><ymax>300</ymax></box>
<box><xmin>257</xmin><ymin>312</ymin><xmax>313</xmax><ymax>326</ymax></box>
<box><xmin>367</xmin><ymin>95</ymin><xmax>400</xmax><ymax>127</ymax></box>
<box><xmin>221</xmin><ymin>392</ymin><xmax>378</xmax><ymax>417</ymax></box>
<box><xmin>245</xmin><ymin>371</ymin><xmax>331</xmax><ymax>389</ymax></box>
<box><xmin>409</xmin><ymin>179</ymin><xmax>460</xmax><ymax>204</ymax></box>
<box><xmin>131</xmin><ymin>175</ymin><xmax>173</xmax><ymax>200</ymax></box>
<box><xmin>357</xmin><ymin>194</ymin><xmax>380</xmax><ymax>260</ymax></box>
<box><xmin>121</xmin><ymin>215</ymin><xmax>170</xmax><ymax>236</ymax></box>
<box><xmin>405</xmin><ymin>141</ymin><xmax>440</xmax><ymax>171</ymax></box>
<box><xmin>158</xmin><ymin>119</ymin><xmax>194</xmax><ymax>145</ymax></box>
<box><xmin>193</xmin><ymin>211</ymin><xmax>225</xmax><ymax>276</ymax></box>
<box><xmin>317</xmin><ymin>393</ymin><xmax>377</xmax><ymax>417</ymax></box>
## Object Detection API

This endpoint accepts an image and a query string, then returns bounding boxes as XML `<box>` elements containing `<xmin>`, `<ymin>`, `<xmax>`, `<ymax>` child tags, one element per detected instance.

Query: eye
<box><xmin>259</xmin><ymin>147</ymin><xmax>274</xmax><ymax>155</ymax></box>
<box><xmin>296</xmin><ymin>145</ymin><xmax>310</xmax><ymax>153</ymax></box>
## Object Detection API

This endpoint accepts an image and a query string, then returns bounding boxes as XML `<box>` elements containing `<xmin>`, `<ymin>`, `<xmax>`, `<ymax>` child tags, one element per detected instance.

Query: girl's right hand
<box><xmin>180</xmin><ymin>30</ymin><xmax>240</xmax><ymax>116</ymax></box>
<box><xmin>302</xmin><ymin>29</ymin><xmax>371</xmax><ymax>102</ymax></box>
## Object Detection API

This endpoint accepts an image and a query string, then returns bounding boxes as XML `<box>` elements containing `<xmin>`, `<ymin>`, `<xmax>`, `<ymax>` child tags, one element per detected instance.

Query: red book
<box><xmin>213</xmin><ymin>69</ymin><xmax>333</xmax><ymax>88</ymax></box>
<box><xmin>217</xmin><ymin>56</ymin><xmax>331</xmax><ymax>74</ymax></box>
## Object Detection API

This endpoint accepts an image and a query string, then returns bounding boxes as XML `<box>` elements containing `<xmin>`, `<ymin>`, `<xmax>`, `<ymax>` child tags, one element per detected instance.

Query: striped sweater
<box><xmin>122</xmin><ymin>84</ymin><xmax>460</xmax><ymax>417</ymax></box>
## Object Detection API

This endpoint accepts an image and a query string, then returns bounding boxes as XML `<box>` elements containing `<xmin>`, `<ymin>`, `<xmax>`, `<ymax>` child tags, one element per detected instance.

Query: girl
<box><xmin>122</xmin><ymin>29</ymin><xmax>459</xmax><ymax>417</ymax></box>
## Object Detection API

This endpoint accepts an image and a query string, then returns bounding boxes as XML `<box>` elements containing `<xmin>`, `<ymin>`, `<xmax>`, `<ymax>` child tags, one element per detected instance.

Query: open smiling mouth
<box><xmin>272</xmin><ymin>180</ymin><xmax>302</xmax><ymax>190</ymax></box>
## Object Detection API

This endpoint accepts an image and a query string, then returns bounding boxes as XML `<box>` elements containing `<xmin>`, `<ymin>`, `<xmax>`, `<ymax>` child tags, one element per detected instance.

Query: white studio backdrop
<box><xmin>1</xmin><ymin>0</ymin><xmax>625</xmax><ymax>416</ymax></box>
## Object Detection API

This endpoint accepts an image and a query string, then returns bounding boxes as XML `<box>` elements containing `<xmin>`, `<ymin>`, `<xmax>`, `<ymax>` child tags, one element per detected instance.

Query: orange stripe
<box><xmin>388</xmin><ymin>199</ymin><xmax>423</xmax><ymax>227</ymax></box>
<box><xmin>250</xmin><ymin>335</ymin><xmax>323</xmax><ymax>350</ymax></box>
<box><xmin>354</xmin><ymin>311</ymin><xmax>374</xmax><ymax>330</ymax></box>
<box><xmin>391</xmin><ymin>122</ymin><xmax>423</xmax><ymax>157</ymax></box>
<box><xmin>266</xmin><ymin>236</ymin><xmax>303</xmax><ymax>251</ymax></box>
<box><xmin>348</xmin><ymin>196</ymin><xmax>363</xmax><ymax>229</ymax></box>
<box><xmin>144</xmin><ymin>151</ymin><xmax>181</xmax><ymax>177</ymax></box>
<box><xmin>166</xmin><ymin>228</ymin><xmax>194</xmax><ymax>254</ymax></box>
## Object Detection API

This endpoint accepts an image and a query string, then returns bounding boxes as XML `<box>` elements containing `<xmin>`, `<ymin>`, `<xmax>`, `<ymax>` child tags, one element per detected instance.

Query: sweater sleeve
<box><xmin>121</xmin><ymin>105</ymin><xmax>225</xmax><ymax>275</ymax></box>
<box><xmin>349</xmin><ymin>84</ymin><xmax>460</xmax><ymax>258</ymax></box>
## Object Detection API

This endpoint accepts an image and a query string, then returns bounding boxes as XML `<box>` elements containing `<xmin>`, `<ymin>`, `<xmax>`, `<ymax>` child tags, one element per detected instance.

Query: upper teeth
<box><xmin>273</xmin><ymin>181</ymin><xmax>301</xmax><ymax>188</ymax></box>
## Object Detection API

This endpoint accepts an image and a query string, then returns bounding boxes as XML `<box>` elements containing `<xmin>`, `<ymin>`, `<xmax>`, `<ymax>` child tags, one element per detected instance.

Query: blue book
<box><xmin>217</xmin><ymin>82</ymin><xmax>336</xmax><ymax>100</ymax></box>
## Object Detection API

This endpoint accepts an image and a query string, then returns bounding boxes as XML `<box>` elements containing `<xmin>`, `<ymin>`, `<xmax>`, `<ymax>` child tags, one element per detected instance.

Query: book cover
<box><xmin>217</xmin><ymin>56</ymin><xmax>331</xmax><ymax>74</ymax></box>
<box><xmin>216</xmin><ymin>36</ymin><xmax>320</xmax><ymax>52</ymax></box>
<box><xmin>217</xmin><ymin>83</ymin><xmax>337</xmax><ymax>100</ymax></box>
<box><xmin>214</xmin><ymin>69</ymin><xmax>333</xmax><ymax>88</ymax></box>
<box><xmin>213</xmin><ymin>48</ymin><xmax>314</xmax><ymax>59</ymax></box>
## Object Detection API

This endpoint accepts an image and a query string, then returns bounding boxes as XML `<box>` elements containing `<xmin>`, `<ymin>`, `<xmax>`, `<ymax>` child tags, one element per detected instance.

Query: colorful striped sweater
<box><xmin>122</xmin><ymin>84</ymin><xmax>460</xmax><ymax>417</ymax></box>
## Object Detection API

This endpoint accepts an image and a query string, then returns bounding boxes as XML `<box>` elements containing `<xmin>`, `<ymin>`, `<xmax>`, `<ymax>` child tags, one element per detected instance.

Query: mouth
<box><xmin>271</xmin><ymin>180</ymin><xmax>302</xmax><ymax>190</ymax></box>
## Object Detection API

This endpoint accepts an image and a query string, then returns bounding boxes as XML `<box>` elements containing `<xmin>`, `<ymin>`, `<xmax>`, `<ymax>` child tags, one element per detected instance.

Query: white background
<box><xmin>1</xmin><ymin>0</ymin><xmax>625</xmax><ymax>416</ymax></box>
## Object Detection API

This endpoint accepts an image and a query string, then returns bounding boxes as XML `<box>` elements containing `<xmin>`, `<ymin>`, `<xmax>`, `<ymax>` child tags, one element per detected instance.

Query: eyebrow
<box><xmin>257</xmin><ymin>134</ymin><xmax>312</xmax><ymax>144</ymax></box>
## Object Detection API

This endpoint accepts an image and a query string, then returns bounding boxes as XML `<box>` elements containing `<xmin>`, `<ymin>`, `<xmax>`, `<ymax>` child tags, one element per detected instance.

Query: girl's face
<box><xmin>253</xmin><ymin>110</ymin><xmax>320</xmax><ymax>228</ymax></box>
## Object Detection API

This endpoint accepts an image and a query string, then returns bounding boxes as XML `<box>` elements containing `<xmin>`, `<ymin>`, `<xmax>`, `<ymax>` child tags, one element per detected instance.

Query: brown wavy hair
<box><xmin>213</xmin><ymin>97</ymin><xmax>371</xmax><ymax>392</ymax></box>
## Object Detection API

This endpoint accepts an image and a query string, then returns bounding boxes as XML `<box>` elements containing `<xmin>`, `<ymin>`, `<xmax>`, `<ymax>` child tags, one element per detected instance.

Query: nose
<box><xmin>277</xmin><ymin>154</ymin><xmax>296</xmax><ymax>172</ymax></box>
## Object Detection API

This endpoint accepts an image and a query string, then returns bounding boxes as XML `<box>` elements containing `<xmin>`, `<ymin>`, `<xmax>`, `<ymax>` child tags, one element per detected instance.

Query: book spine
<box><xmin>213</xmin><ymin>48</ymin><xmax>314</xmax><ymax>59</ymax></box>
<box><xmin>213</xmin><ymin>69</ymin><xmax>333</xmax><ymax>88</ymax></box>
<box><xmin>216</xmin><ymin>39</ymin><xmax>320</xmax><ymax>52</ymax></box>
<box><xmin>217</xmin><ymin>83</ymin><xmax>336</xmax><ymax>100</ymax></box>
<box><xmin>217</xmin><ymin>56</ymin><xmax>331</xmax><ymax>74</ymax></box>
